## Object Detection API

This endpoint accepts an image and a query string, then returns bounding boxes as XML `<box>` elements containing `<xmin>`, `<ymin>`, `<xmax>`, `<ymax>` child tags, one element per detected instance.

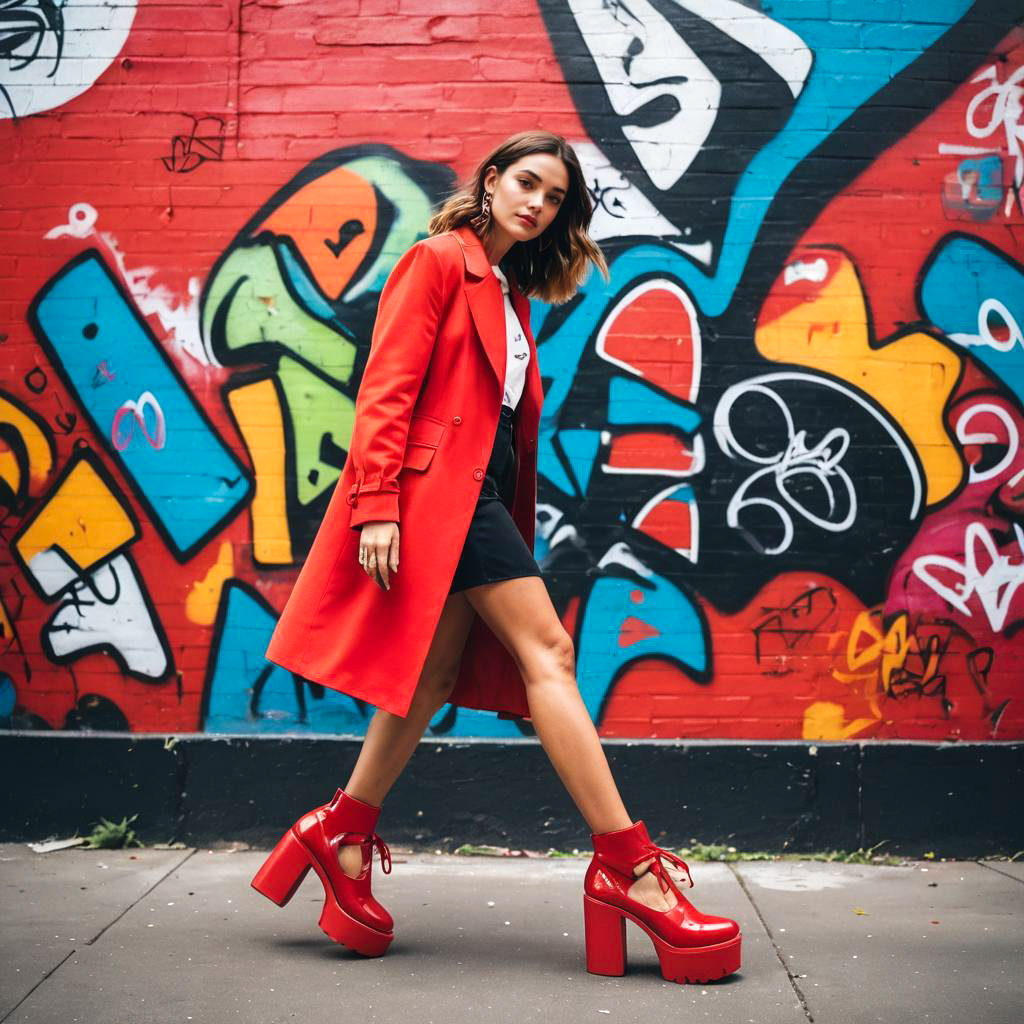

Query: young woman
<box><xmin>252</xmin><ymin>131</ymin><xmax>742</xmax><ymax>985</ymax></box>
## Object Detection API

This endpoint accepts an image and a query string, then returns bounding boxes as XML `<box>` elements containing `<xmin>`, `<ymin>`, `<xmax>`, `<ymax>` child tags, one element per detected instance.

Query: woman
<box><xmin>252</xmin><ymin>131</ymin><xmax>742</xmax><ymax>985</ymax></box>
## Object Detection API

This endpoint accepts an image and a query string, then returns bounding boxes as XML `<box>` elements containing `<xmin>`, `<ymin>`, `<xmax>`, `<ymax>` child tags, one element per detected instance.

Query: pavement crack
<box><xmin>83</xmin><ymin>847</ymin><xmax>197</xmax><ymax>947</ymax></box>
<box><xmin>0</xmin><ymin>948</ymin><xmax>76</xmax><ymax>1023</ymax></box>
<box><xmin>976</xmin><ymin>859</ymin><xmax>1024</xmax><ymax>884</ymax></box>
<box><xmin>729</xmin><ymin>863</ymin><xmax>815</xmax><ymax>1023</ymax></box>
<box><xmin>0</xmin><ymin>848</ymin><xmax>197</xmax><ymax>1022</ymax></box>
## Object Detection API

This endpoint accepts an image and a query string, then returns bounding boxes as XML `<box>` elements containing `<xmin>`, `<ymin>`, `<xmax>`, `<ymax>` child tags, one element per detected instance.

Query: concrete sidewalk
<box><xmin>1</xmin><ymin>843</ymin><xmax>1020</xmax><ymax>1024</ymax></box>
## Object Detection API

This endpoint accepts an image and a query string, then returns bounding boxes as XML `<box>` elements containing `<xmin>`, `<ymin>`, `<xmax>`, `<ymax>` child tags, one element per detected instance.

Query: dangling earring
<box><xmin>472</xmin><ymin>190</ymin><xmax>492</xmax><ymax>233</ymax></box>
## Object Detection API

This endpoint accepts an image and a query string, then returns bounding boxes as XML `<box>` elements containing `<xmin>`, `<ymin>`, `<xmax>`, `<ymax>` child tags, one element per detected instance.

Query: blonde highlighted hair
<box><xmin>426</xmin><ymin>130</ymin><xmax>609</xmax><ymax>305</ymax></box>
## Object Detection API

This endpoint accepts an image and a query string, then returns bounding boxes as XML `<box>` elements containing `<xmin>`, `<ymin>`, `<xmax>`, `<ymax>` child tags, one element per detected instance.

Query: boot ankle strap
<box><xmin>591</xmin><ymin>821</ymin><xmax>694</xmax><ymax>893</ymax></box>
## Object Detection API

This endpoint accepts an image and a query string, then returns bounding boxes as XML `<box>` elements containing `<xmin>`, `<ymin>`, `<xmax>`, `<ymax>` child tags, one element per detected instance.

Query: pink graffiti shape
<box><xmin>111</xmin><ymin>390</ymin><xmax>167</xmax><ymax>452</ymax></box>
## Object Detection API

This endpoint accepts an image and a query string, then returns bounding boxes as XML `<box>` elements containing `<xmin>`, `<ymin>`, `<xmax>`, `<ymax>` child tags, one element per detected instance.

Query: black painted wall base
<box><xmin>1</xmin><ymin>733</ymin><xmax>1020</xmax><ymax>858</ymax></box>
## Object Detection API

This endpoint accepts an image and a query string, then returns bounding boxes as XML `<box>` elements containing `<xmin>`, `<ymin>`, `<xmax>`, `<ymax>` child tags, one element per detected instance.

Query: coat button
<box><xmin>473</xmin><ymin>468</ymin><xmax>484</xmax><ymax>480</ymax></box>
<box><xmin>453</xmin><ymin>415</ymin><xmax>462</xmax><ymax>425</ymax></box>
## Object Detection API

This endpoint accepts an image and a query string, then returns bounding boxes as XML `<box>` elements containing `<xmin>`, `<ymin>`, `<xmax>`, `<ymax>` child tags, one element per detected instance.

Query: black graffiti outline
<box><xmin>752</xmin><ymin>585</ymin><xmax>839</xmax><ymax>663</ymax></box>
<box><xmin>0</xmin><ymin>0</ymin><xmax>66</xmax><ymax>120</ymax></box>
<box><xmin>161</xmin><ymin>114</ymin><xmax>226</xmax><ymax>174</ymax></box>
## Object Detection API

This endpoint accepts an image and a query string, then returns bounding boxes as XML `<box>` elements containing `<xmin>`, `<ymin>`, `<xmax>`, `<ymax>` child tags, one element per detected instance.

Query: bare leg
<box><xmin>463</xmin><ymin>576</ymin><xmax>685</xmax><ymax>911</ymax></box>
<box><xmin>336</xmin><ymin>590</ymin><xmax>476</xmax><ymax>878</ymax></box>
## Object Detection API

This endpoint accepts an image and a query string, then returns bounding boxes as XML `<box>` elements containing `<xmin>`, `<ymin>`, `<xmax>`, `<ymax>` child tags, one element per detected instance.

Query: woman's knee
<box><xmin>413</xmin><ymin>658</ymin><xmax>460</xmax><ymax>709</ymax></box>
<box><xmin>523</xmin><ymin>626</ymin><xmax>576</xmax><ymax>683</ymax></box>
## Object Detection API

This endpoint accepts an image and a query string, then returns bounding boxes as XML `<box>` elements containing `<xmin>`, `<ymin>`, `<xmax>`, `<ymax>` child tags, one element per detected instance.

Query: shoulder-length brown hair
<box><xmin>426</xmin><ymin>130</ymin><xmax>609</xmax><ymax>305</ymax></box>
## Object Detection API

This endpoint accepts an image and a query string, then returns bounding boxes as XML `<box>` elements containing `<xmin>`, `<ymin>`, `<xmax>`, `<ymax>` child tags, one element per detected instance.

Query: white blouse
<box><xmin>491</xmin><ymin>264</ymin><xmax>530</xmax><ymax>411</ymax></box>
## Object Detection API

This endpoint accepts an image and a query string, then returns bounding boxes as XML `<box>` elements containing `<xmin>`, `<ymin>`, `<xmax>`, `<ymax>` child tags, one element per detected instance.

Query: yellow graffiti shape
<box><xmin>185</xmin><ymin>540</ymin><xmax>234</xmax><ymax>626</ymax></box>
<box><xmin>14</xmin><ymin>456</ymin><xmax>138</xmax><ymax>597</ymax></box>
<box><xmin>0</xmin><ymin>392</ymin><xmax>56</xmax><ymax>504</ymax></box>
<box><xmin>756</xmin><ymin>250</ymin><xmax>963</xmax><ymax>505</ymax></box>
<box><xmin>832</xmin><ymin>608</ymin><xmax>910</xmax><ymax>719</ymax></box>
<box><xmin>226</xmin><ymin>378</ymin><xmax>293</xmax><ymax>565</ymax></box>
<box><xmin>0</xmin><ymin>590</ymin><xmax>18</xmax><ymax>648</ymax></box>
<box><xmin>841</xmin><ymin>610</ymin><xmax>910</xmax><ymax>688</ymax></box>
<box><xmin>803</xmin><ymin>701</ymin><xmax>878</xmax><ymax>740</ymax></box>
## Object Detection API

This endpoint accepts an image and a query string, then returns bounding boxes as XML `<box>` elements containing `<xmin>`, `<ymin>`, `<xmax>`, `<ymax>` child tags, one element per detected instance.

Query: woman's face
<box><xmin>484</xmin><ymin>154</ymin><xmax>570</xmax><ymax>245</ymax></box>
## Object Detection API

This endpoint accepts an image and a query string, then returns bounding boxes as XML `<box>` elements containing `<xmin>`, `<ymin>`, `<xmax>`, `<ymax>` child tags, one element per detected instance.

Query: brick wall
<box><xmin>2</xmin><ymin>0</ymin><xmax>1022</xmax><ymax>741</ymax></box>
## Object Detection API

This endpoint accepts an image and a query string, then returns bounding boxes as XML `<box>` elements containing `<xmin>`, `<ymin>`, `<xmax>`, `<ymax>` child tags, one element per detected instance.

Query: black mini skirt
<box><xmin>449</xmin><ymin>404</ymin><xmax>543</xmax><ymax>594</ymax></box>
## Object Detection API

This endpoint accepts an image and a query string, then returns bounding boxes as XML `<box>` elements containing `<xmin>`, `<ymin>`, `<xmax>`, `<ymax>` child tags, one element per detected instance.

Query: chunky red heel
<box><xmin>250</xmin><ymin>828</ymin><xmax>311</xmax><ymax>906</ymax></box>
<box><xmin>583</xmin><ymin>820</ymin><xmax>741</xmax><ymax>984</ymax></box>
<box><xmin>251</xmin><ymin>788</ymin><xmax>395</xmax><ymax>956</ymax></box>
<box><xmin>583</xmin><ymin>893</ymin><xmax>627</xmax><ymax>975</ymax></box>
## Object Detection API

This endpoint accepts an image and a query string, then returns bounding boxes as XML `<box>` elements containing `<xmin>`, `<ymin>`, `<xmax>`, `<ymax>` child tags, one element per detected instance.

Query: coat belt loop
<box><xmin>346</xmin><ymin>470</ymin><xmax>364</xmax><ymax>507</ymax></box>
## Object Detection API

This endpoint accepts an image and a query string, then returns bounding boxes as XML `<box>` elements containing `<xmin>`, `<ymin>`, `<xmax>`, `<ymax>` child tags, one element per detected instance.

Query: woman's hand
<box><xmin>358</xmin><ymin>522</ymin><xmax>399</xmax><ymax>590</ymax></box>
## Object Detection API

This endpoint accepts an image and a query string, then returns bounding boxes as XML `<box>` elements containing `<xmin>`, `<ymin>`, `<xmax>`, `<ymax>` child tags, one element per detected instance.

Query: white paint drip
<box><xmin>783</xmin><ymin>257</ymin><xmax>829</xmax><ymax>286</ymax></box>
<box><xmin>45</xmin><ymin>203</ymin><xmax>212</xmax><ymax>369</ymax></box>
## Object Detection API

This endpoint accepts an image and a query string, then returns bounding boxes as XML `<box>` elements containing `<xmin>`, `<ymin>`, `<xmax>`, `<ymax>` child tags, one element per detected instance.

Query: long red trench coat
<box><xmin>264</xmin><ymin>223</ymin><xmax>544</xmax><ymax>720</ymax></box>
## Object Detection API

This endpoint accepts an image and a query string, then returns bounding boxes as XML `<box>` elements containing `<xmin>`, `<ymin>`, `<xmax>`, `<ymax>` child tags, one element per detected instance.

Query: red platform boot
<box><xmin>250</xmin><ymin>788</ymin><xmax>394</xmax><ymax>956</ymax></box>
<box><xmin>584</xmin><ymin>820</ymin><xmax>741</xmax><ymax>983</ymax></box>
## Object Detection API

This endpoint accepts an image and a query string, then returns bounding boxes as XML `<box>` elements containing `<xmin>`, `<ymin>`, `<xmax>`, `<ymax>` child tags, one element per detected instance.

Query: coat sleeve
<box><xmin>345</xmin><ymin>240</ymin><xmax>446</xmax><ymax>529</ymax></box>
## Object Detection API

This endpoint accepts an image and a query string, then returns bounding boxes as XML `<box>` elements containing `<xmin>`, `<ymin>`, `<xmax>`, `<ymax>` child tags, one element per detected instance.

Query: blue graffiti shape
<box><xmin>427</xmin><ymin>702</ymin><xmax>538</xmax><ymax>739</ymax></box>
<box><xmin>531</xmin><ymin>246</ymin><xmax>703</xmax><ymax>504</ymax></box>
<box><xmin>28</xmin><ymin>250</ymin><xmax>252</xmax><ymax>559</ymax></box>
<box><xmin>576</xmin><ymin>565</ymin><xmax>708</xmax><ymax>726</ymax></box>
<box><xmin>608</xmin><ymin>377</ymin><xmax>703</xmax><ymax>435</ymax></box>
<box><xmin>544</xmin><ymin>0</ymin><xmax>975</xmax><ymax>315</ymax></box>
<box><xmin>943</xmin><ymin>156</ymin><xmax>1004</xmax><ymax>221</ymax></box>
<box><xmin>0</xmin><ymin>673</ymin><xmax>15</xmax><ymax>723</ymax></box>
<box><xmin>693</xmin><ymin>0</ymin><xmax>976</xmax><ymax>314</ymax></box>
<box><xmin>919</xmin><ymin>234</ymin><xmax>1024</xmax><ymax>400</ymax></box>
<box><xmin>202</xmin><ymin>581</ymin><xmax>367</xmax><ymax>734</ymax></box>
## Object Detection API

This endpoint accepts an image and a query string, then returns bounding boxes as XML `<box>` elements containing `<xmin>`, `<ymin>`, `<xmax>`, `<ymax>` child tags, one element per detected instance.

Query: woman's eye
<box><xmin>518</xmin><ymin>177</ymin><xmax>561</xmax><ymax>204</ymax></box>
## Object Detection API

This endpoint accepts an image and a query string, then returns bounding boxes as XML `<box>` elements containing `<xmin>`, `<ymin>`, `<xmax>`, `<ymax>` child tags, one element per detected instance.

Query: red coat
<box><xmin>264</xmin><ymin>223</ymin><xmax>544</xmax><ymax>719</ymax></box>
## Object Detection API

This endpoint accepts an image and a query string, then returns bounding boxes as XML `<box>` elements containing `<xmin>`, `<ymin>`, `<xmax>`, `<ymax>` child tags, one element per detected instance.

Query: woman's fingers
<box><xmin>365</xmin><ymin>547</ymin><xmax>385</xmax><ymax>588</ymax></box>
<box><xmin>375</xmin><ymin>539</ymin><xmax>391</xmax><ymax>589</ymax></box>
<box><xmin>358</xmin><ymin>523</ymin><xmax>399</xmax><ymax>590</ymax></box>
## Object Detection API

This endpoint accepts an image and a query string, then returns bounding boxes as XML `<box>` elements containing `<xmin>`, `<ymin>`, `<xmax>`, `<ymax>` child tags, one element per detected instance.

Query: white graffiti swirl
<box><xmin>954</xmin><ymin>401</ymin><xmax>1020</xmax><ymax>483</ymax></box>
<box><xmin>912</xmin><ymin>521</ymin><xmax>1024</xmax><ymax>633</ymax></box>
<box><xmin>976</xmin><ymin>297</ymin><xmax>1023</xmax><ymax>353</ymax></box>
<box><xmin>714</xmin><ymin>382</ymin><xmax>856</xmax><ymax>555</ymax></box>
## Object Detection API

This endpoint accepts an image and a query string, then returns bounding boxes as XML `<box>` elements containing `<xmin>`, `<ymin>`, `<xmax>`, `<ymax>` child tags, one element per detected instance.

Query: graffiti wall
<box><xmin>2</xmin><ymin>0</ymin><xmax>1022</xmax><ymax>741</ymax></box>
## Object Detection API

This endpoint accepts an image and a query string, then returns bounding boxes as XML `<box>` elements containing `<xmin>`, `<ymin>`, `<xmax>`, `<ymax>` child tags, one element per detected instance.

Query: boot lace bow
<box><xmin>633</xmin><ymin>844</ymin><xmax>693</xmax><ymax>899</ymax></box>
<box><xmin>332</xmin><ymin>830</ymin><xmax>393</xmax><ymax>875</ymax></box>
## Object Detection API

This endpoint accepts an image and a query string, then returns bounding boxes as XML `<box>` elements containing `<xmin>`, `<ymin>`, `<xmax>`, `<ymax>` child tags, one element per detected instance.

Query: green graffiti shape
<box><xmin>203</xmin><ymin>241</ymin><xmax>356</xmax><ymax>385</ymax></box>
<box><xmin>277</xmin><ymin>354</ymin><xmax>357</xmax><ymax>506</ymax></box>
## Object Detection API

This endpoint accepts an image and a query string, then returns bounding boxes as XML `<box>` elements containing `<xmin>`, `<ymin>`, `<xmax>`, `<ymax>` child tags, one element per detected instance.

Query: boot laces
<box><xmin>366</xmin><ymin>832</ymin><xmax>393</xmax><ymax>875</ymax></box>
<box><xmin>335</xmin><ymin>830</ymin><xmax>392</xmax><ymax>875</ymax></box>
<box><xmin>633</xmin><ymin>844</ymin><xmax>693</xmax><ymax>900</ymax></box>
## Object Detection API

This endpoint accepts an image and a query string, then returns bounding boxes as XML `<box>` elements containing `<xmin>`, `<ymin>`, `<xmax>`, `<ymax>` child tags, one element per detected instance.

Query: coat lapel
<box><xmin>450</xmin><ymin>223</ymin><xmax>543</xmax><ymax>439</ymax></box>
<box><xmin>452</xmin><ymin>223</ymin><xmax>507</xmax><ymax>389</ymax></box>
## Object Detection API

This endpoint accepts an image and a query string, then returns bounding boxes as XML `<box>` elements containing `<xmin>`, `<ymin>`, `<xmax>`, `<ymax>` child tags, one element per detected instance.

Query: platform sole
<box><xmin>583</xmin><ymin>893</ymin><xmax>741</xmax><ymax>983</ymax></box>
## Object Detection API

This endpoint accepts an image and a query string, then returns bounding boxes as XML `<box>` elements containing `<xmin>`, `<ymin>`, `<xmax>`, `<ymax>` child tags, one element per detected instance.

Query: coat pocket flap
<box><xmin>401</xmin><ymin>413</ymin><xmax>446</xmax><ymax>472</ymax></box>
<box><xmin>406</xmin><ymin>413</ymin><xmax>446</xmax><ymax>449</ymax></box>
<box><xmin>401</xmin><ymin>445</ymin><xmax>436</xmax><ymax>471</ymax></box>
